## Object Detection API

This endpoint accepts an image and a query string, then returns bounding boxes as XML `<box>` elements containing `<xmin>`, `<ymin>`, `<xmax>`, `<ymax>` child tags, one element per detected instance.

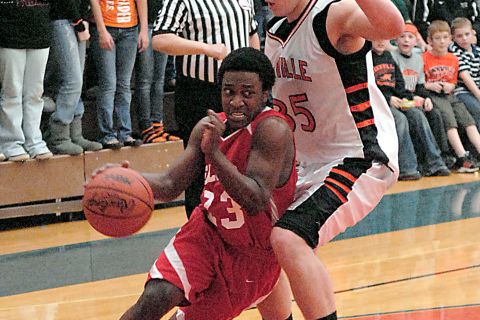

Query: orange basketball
<box><xmin>83</xmin><ymin>166</ymin><xmax>154</xmax><ymax>237</ymax></box>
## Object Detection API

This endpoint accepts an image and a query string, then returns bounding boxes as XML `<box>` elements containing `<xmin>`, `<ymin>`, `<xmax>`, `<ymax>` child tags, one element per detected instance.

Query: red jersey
<box><xmin>200</xmin><ymin>108</ymin><xmax>297</xmax><ymax>250</ymax></box>
<box><xmin>423</xmin><ymin>51</ymin><xmax>459</xmax><ymax>85</ymax></box>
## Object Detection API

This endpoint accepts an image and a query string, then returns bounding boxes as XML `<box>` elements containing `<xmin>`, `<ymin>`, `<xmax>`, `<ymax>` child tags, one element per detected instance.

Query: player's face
<box><xmin>453</xmin><ymin>26</ymin><xmax>475</xmax><ymax>50</ymax></box>
<box><xmin>396</xmin><ymin>32</ymin><xmax>417</xmax><ymax>55</ymax></box>
<box><xmin>265</xmin><ymin>0</ymin><xmax>310</xmax><ymax>22</ymax></box>
<box><xmin>428</xmin><ymin>31</ymin><xmax>452</xmax><ymax>54</ymax></box>
<box><xmin>221</xmin><ymin>71</ymin><xmax>268</xmax><ymax>130</ymax></box>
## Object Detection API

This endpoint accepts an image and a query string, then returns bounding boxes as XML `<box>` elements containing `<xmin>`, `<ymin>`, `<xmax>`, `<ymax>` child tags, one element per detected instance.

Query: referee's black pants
<box><xmin>175</xmin><ymin>75</ymin><xmax>222</xmax><ymax>218</ymax></box>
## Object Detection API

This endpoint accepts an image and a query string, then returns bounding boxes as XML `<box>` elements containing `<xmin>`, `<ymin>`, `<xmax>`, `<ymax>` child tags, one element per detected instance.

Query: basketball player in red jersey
<box><xmin>263</xmin><ymin>0</ymin><xmax>404</xmax><ymax>319</ymax></box>
<box><xmin>116</xmin><ymin>47</ymin><xmax>297</xmax><ymax>320</ymax></box>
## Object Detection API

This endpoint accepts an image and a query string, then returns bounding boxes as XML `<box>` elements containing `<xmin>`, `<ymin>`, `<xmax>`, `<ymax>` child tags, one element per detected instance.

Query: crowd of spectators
<box><xmin>1</xmin><ymin>0</ymin><xmax>480</xmax><ymax>187</ymax></box>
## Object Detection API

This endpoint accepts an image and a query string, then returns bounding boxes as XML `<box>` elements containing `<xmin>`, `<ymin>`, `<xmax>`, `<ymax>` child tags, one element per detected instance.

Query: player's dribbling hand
<box><xmin>90</xmin><ymin>161</ymin><xmax>130</xmax><ymax>181</ymax></box>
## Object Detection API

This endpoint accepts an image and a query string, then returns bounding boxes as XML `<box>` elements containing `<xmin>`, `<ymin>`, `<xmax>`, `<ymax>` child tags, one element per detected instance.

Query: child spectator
<box><xmin>390</xmin><ymin>22</ymin><xmax>455</xmax><ymax>169</ymax></box>
<box><xmin>43</xmin><ymin>0</ymin><xmax>103</xmax><ymax>155</ymax></box>
<box><xmin>372</xmin><ymin>39</ymin><xmax>450</xmax><ymax>180</ymax></box>
<box><xmin>424</xmin><ymin>20</ymin><xmax>480</xmax><ymax>172</ymax></box>
<box><xmin>90</xmin><ymin>0</ymin><xmax>148</xmax><ymax>148</ymax></box>
<box><xmin>0</xmin><ymin>0</ymin><xmax>53</xmax><ymax>161</ymax></box>
<box><xmin>449</xmin><ymin>17</ymin><xmax>480</xmax><ymax>130</ymax></box>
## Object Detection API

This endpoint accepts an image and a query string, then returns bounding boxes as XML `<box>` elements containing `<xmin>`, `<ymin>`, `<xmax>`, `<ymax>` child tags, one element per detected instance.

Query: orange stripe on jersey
<box><xmin>345</xmin><ymin>82</ymin><xmax>368</xmax><ymax>94</ymax></box>
<box><xmin>331</xmin><ymin>168</ymin><xmax>357</xmax><ymax>183</ymax></box>
<box><xmin>356</xmin><ymin>119</ymin><xmax>375</xmax><ymax>128</ymax></box>
<box><xmin>325</xmin><ymin>177</ymin><xmax>351</xmax><ymax>194</ymax></box>
<box><xmin>325</xmin><ymin>184</ymin><xmax>347</xmax><ymax>203</ymax></box>
<box><xmin>350</xmin><ymin>101</ymin><xmax>371</xmax><ymax>112</ymax></box>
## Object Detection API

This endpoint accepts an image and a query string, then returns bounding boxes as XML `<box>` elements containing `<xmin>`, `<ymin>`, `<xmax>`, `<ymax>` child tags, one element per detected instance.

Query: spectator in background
<box><xmin>152</xmin><ymin>0</ymin><xmax>259</xmax><ymax>218</ymax></box>
<box><xmin>89</xmin><ymin>0</ymin><xmax>148</xmax><ymax>148</ymax></box>
<box><xmin>133</xmin><ymin>0</ymin><xmax>180</xmax><ymax>144</ymax></box>
<box><xmin>0</xmin><ymin>0</ymin><xmax>53</xmax><ymax>161</ymax></box>
<box><xmin>43</xmin><ymin>0</ymin><xmax>103</xmax><ymax>155</ymax></box>
<box><xmin>450</xmin><ymin>17</ymin><xmax>480</xmax><ymax>130</ymax></box>
<box><xmin>424</xmin><ymin>20</ymin><xmax>480</xmax><ymax>172</ymax></box>
<box><xmin>254</xmin><ymin>0</ymin><xmax>273</xmax><ymax>51</ymax></box>
<box><xmin>391</xmin><ymin>23</ymin><xmax>455</xmax><ymax>168</ymax></box>
<box><xmin>372</xmin><ymin>39</ymin><xmax>422</xmax><ymax>180</ymax></box>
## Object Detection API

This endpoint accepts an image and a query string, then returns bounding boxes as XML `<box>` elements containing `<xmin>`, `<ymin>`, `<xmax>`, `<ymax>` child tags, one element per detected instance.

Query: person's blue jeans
<box><xmin>402</xmin><ymin>107</ymin><xmax>447</xmax><ymax>175</ymax></box>
<box><xmin>457</xmin><ymin>92</ymin><xmax>480</xmax><ymax>131</ymax></box>
<box><xmin>391</xmin><ymin>108</ymin><xmax>419</xmax><ymax>177</ymax></box>
<box><xmin>90</xmin><ymin>25</ymin><xmax>138</xmax><ymax>144</ymax></box>
<box><xmin>49</xmin><ymin>19</ymin><xmax>86</xmax><ymax>124</ymax></box>
<box><xmin>134</xmin><ymin>25</ymin><xmax>167</xmax><ymax>132</ymax></box>
<box><xmin>254</xmin><ymin>5</ymin><xmax>273</xmax><ymax>51</ymax></box>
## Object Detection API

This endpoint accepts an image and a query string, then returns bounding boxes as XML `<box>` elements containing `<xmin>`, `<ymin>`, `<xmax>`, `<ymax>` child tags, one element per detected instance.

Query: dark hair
<box><xmin>218</xmin><ymin>47</ymin><xmax>275</xmax><ymax>91</ymax></box>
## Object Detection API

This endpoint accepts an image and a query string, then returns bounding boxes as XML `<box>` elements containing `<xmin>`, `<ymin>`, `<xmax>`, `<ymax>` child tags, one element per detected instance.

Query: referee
<box><xmin>152</xmin><ymin>0</ymin><xmax>260</xmax><ymax>218</ymax></box>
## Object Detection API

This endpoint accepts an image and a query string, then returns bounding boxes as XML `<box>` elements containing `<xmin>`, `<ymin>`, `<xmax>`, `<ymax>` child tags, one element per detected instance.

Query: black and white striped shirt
<box><xmin>450</xmin><ymin>42</ymin><xmax>480</xmax><ymax>95</ymax></box>
<box><xmin>153</xmin><ymin>0</ymin><xmax>257</xmax><ymax>83</ymax></box>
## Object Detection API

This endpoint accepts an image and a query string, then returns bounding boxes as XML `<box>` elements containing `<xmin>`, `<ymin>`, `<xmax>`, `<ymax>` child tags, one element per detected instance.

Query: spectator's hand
<box><xmin>138</xmin><ymin>29</ymin><xmax>149</xmax><ymax>53</ymax></box>
<box><xmin>200</xmin><ymin>109</ymin><xmax>225</xmax><ymax>155</ymax></box>
<box><xmin>442</xmin><ymin>82</ymin><xmax>455</xmax><ymax>94</ymax></box>
<box><xmin>205</xmin><ymin>44</ymin><xmax>228</xmax><ymax>60</ymax></box>
<box><xmin>99</xmin><ymin>30</ymin><xmax>115</xmax><ymax>50</ymax></box>
<box><xmin>77</xmin><ymin>21</ymin><xmax>90</xmax><ymax>41</ymax></box>
<box><xmin>423</xmin><ymin>97</ymin><xmax>433</xmax><ymax>111</ymax></box>
<box><xmin>413</xmin><ymin>95</ymin><xmax>425</xmax><ymax>108</ymax></box>
<box><xmin>428</xmin><ymin>82</ymin><xmax>443</xmax><ymax>94</ymax></box>
<box><xmin>389</xmin><ymin>96</ymin><xmax>403</xmax><ymax>109</ymax></box>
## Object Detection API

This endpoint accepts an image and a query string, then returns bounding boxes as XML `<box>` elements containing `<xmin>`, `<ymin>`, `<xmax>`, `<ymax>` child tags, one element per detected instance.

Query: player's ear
<box><xmin>263</xmin><ymin>90</ymin><xmax>269</xmax><ymax>104</ymax></box>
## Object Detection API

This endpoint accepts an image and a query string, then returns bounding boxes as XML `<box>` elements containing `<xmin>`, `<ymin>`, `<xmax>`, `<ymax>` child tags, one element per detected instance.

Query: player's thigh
<box><xmin>257</xmin><ymin>271</ymin><xmax>292</xmax><ymax>320</ymax></box>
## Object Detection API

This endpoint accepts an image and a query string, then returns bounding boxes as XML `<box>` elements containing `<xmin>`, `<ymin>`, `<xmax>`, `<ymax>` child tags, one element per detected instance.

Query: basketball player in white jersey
<box><xmin>264</xmin><ymin>0</ymin><xmax>404</xmax><ymax>319</ymax></box>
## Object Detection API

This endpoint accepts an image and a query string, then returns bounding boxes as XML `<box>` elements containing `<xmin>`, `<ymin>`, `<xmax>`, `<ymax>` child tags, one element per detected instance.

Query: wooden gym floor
<box><xmin>1</xmin><ymin>172</ymin><xmax>480</xmax><ymax>319</ymax></box>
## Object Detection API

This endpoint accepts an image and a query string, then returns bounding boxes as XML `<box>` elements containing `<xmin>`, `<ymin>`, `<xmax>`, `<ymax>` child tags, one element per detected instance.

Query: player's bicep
<box><xmin>246</xmin><ymin>118</ymin><xmax>292</xmax><ymax>193</ymax></box>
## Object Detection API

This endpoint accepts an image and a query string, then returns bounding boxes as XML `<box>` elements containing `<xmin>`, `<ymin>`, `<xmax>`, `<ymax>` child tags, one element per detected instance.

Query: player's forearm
<box><xmin>153</xmin><ymin>33</ymin><xmax>208</xmax><ymax>56</ymax></box>
<box><xmin>249</xmin><ymin>33</ymin><xmax>260</xmax><ymax>49</ymax></box>
<box><xmin>208</xmin><ymin>149</ymin><xmax>270</xmax><ymax>214</ymax></box>
<box><xmin>353</xmin><ymin>0</ymin><xmax>404</xmax><ymax>39</ymax></box>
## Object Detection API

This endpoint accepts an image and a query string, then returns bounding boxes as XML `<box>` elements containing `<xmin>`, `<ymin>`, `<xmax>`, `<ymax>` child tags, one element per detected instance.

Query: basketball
<box><xmin>83</xmin><ymin>166</ymin><xmax>154</xmax><ymax>237</ymax></box>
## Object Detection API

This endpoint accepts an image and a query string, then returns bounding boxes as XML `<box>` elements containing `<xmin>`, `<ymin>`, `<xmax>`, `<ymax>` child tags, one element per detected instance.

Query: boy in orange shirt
<box><xmin>423</xmin><ymin>20</ymin><xmax>480</xmax><ymax>172</ymax></box>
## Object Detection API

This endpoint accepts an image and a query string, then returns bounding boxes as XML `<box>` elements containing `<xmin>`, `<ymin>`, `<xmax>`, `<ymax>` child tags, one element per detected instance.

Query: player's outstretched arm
<box><xmin>142</xmin><ymin>117</ymin><xmax>210</xmax><ymax>201</ymax></box>
<box><xmin>205</xmin><ymin>115</ymin><xmax>294</xmax><ymax>214</ymax></box>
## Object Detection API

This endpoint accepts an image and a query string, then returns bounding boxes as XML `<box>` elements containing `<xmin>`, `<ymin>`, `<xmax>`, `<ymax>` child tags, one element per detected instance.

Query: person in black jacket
<box><xmin>43</xmin><ymin>0</ymin><xmax>103</xmax><ymax>155</ymax></box>
<box><xmin>0</xmin><ymin>0</ymin><xmax>53</xmax><ymax>161</ymax></box>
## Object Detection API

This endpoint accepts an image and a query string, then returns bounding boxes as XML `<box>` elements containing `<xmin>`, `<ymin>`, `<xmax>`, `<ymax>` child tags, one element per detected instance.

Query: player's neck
<box><xmin>287</xmin><ymin>0</ymin><xmax>310</xmax><ymax>22</ymax></box>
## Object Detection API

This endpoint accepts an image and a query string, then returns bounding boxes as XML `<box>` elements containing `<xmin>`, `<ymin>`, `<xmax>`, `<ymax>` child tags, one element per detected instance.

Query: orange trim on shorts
<box><xmin>345</xmin><ymin>82</ymin><xmax>368</xmax><ymax>94</ymax></box>
<box><xmin>325</xmin><ymin>184</ymin><xmax>347</xmax><ymax>203</ymax></box>
<box><xmin>325</xmin><ymin>177</ymin><xmax>351</xmax><ymax>194</ymax></box>
<box><xmin>331</xmin><ymin>168</ymin><xmax>357</xmax><ymax>183</ymax></box>
<box><xmin>350</xmin><ymin>101</ymin><xmax>371</xmax><ymax>112</ymax></box>
<box><xmin>356</xmin><ymin>119</ymin><xmax>375</xmax><ymax>128</ymax></box>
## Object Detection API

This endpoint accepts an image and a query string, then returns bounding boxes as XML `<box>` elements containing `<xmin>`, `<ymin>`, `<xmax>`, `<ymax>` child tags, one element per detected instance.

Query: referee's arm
<box><xmin>152</xmin><ymin>32</ymin><xmax>228</xmax><ymax>60</ymax></box>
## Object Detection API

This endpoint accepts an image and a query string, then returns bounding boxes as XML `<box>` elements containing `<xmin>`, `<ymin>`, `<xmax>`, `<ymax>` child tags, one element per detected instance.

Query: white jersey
<box><xmin>265</xmin><ymin>0</ymin><xmax>398</xmax><ymax>171</ymax></box>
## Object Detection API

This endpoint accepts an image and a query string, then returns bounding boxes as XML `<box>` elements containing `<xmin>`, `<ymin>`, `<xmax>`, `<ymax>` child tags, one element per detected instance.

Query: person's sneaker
<box><xmin>455</xmin><ymin>153</ymin><xmax>479</xmax><ymax>173</ymax></box>
<box><xmin>398</xmin><ymin>172</ymin><xmax>422</xmax><ymax>181</ymax></box>
<box><xmin>33</xmin><ymin>151</ymin><xmax>53</xmax><ymax>160</ymax></box>
<box><xmin>123</xmin><ymin>136</ymin><xmax>142</xmax><ymax>147</ymax></box>
<box><xmin>8</xmin><ymin>153</ymin><xmax>30</xmax><ymax>162</ymax></box>
<box><xmin>0</xmin><ymin>153</ymin><xmax>5</xmax><ymax>161</ymax></box>
<box><xmin>426</xmin><ymin>167</ymin><xmax>451</xmax><ymax>177</ymax></box>
<box><xmin>102</xmin><ymin>138</ymin><xmax>123</xmax><ymax>149</ymax></box>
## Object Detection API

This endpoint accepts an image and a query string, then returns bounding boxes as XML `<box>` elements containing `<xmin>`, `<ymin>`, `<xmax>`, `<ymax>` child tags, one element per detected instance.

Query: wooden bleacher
<box><xmin>0</xmin><ymin>92</ymin><xmax>185</xmax><ymax>219</ymax></box>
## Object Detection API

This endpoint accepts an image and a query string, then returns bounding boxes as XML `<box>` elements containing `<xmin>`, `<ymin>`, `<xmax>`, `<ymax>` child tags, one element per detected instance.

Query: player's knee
<box><xmin>270</xmin><ymin>227</ymin><xmax>306</xmax><ymax>257</ymax></box>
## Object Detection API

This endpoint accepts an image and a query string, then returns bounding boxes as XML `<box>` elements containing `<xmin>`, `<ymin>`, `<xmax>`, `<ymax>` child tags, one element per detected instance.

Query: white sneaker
<box><xmin>0</xmin><ymin>153</ymin><xmax>5</xmax><ymax>161</ymax></box>
<box><xmin>9</xmin><ymin>154</ymin><xmax>30</xmax><ymax>162</ymax></box>
<box><xmin>33</xmin><ymin>151</ymin><xmax>53</xmax><ymax>160</ymax></box>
